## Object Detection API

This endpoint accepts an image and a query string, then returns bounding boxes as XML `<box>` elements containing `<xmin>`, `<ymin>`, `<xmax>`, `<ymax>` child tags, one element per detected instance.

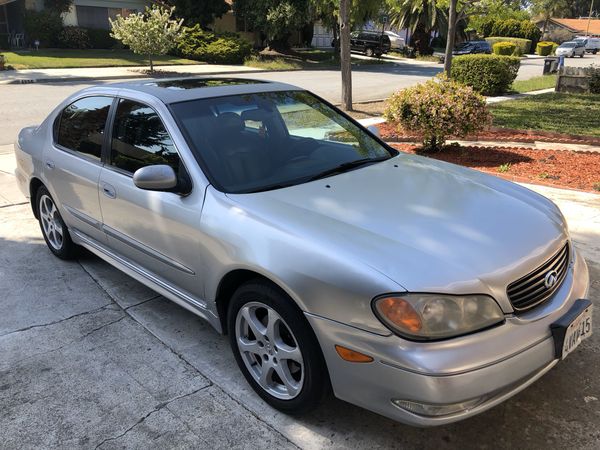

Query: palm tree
<box><xmin>387</xmin><ymin>0</ymin><xmax>443</xmax><ymax>55</ymax></box>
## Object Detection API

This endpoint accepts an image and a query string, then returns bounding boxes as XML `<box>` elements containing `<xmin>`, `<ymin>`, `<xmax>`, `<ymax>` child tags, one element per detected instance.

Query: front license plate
<box><xmin>551</xmin><ymin>299</ymin><xmax>593</xmax><ymax>360</ymax></box>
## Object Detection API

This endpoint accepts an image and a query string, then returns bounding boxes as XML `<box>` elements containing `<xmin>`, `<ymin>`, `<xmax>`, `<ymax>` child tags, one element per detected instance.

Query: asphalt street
<box><xmin>2</xmin><ymin>54</ymin><xmax>599</xmax><ymax>146</ymax></box>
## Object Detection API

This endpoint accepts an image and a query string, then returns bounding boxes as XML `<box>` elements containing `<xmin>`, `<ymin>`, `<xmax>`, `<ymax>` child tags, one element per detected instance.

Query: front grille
<box><xmin>507</xmin><ymin>243</ymin><xmax>569</xmax><ymax>312</ymax></box>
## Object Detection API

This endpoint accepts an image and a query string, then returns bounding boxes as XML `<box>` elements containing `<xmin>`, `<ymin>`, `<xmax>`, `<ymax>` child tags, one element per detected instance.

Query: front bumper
<box><xmin>307</xmin><ymin>247</ymin><xmax>590</xmax><ymax>426</ymax></box>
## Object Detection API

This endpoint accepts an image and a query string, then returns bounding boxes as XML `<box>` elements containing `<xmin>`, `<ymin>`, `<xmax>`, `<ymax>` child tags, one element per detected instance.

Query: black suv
<box><xmin>349</xmin><ymin>31</ymin><xmax>391</xmax><ymax>57</ymax></box>
<box><xmin>453</xmin><ymin>41</ymin><xmax>492</xmax><ymax>55</ymax></box>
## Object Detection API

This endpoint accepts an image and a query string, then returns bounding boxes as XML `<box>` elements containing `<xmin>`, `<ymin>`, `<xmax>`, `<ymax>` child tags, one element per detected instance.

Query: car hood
<box><xmin>227</xmin><ymin>154</ymin><xmax>567</xmax><ymax>303</ymax></box>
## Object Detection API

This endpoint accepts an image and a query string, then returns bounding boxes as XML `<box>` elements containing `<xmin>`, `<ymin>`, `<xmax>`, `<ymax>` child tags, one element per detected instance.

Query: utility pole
<box><xmin>443</xmin><ymin>0</ymin><xmax>457</xmax><ymax>76</ymax></box>
<box><xmin>586</xmin><ymin>0</ymin><xmax>595</xmax><ymax>37</ymax></box>
<box><xmin>339</xmin><ymin>0</ymin><xmax>352</xmax><ymax>111</ymax></box>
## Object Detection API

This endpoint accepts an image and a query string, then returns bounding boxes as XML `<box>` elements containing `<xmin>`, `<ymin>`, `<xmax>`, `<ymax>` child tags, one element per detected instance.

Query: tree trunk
<box><xmin>443</xmin><ymin>0</ymin><xmax>457</xmax><ymax>76</ymax></box>
<box><xmin>149</xmin><ymin>55</ymin><xmax>154</xmax><ymax>73</ymax></box>
<box><xmin>339</xmin><ymin>0</ymin><xmax>352</xmax><ymax>111</ymax></box>
<box><xmin>542</xmin><ymin>17</ymin><xmax>548</xmax><ymax>38</ymax></box>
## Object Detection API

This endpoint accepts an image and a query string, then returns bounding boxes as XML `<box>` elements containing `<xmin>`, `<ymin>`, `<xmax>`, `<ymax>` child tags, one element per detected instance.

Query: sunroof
<box><xmin>144</xmin><ymin>78</ymin><xmax>265</xmax><ymax>90</ymax></box>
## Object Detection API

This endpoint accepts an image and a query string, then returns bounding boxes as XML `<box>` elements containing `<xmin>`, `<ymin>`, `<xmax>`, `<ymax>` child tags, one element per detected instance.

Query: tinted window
<box><xmin>110</xmin><ymin>99</ymin><xmax>181</xmax><ymax>175</ymax></box>
<box><xmin>57</xmin><ymin>96</ymin><xmax>113</xmax><ymax>160</ymax></box>
<box><xmin>171</xmin><ymin>91</ymin><xmax>394</xmax><ymax>193</ymax></box>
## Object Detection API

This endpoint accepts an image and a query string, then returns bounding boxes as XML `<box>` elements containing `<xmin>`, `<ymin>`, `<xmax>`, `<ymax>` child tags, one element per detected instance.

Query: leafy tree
<box><xmin>162</xmin><ymin>0</ymin><xmax>229</xmax><ymax>27</ymax></box>
<box><xmin>233</xmin><ymin>0</ymin><xmax>310</xmax><ymax>50</ymax></box>
<box><xmin>44</xmin><ymin>0</ymin><xmax>73</xmax><ymax>15</ymax></box>
<box><xmin>468</xmin><ymin>0</ymin><xmax>529</xmax><ymax>36</ymax></box>
<box><xmin>110</xmin><ymin>6</ymin><xmax>184</xmax><ymax>72</ymax></box>
<box><xmin>530</xmin><ymin>0</ymin><xmax>569</xmax><ymax>37</ymax></box>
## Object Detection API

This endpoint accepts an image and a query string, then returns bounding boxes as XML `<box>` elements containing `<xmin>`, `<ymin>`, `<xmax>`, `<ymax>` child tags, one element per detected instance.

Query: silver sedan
<box><xmin>14</xmin><ymin>78</ymin><xmax>592</xmax><ymax>426</ymax></box>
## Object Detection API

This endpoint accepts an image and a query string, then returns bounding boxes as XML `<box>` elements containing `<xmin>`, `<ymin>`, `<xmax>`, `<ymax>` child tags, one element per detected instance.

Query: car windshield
<box><xmin>560</xmin><ymin>42</ymin><xmax>576</xmax><ymax>48</ymax></box>
<box><xmin>170</xmin><ymin>91</ymin><xmax>395</xmax><ymax>193</ymax></box>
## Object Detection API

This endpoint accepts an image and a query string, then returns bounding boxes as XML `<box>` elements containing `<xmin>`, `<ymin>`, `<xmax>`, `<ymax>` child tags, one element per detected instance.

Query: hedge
<box><xmin>176</xmin><ymin>25</ymin><xmax>251</xmax><ymax>64</ymax></box>
<box><xmin>451</xmin><ymin>54</ymin><xmax>521</xmax><ymax>95</ymax></box>
<box><xmin>485</xmin><ymin>37</ymin><xmax>532</xmax><ymax>54</ymax></box>
<box><xmin>477</xmin><ymin>18</ymin><xmax>541</xmax><ymax>44</ymax></box>
<box><xmin>536</xmin><ymin>41</ymin><xmax>555</xmax><ymax>56</ymax></box>
<box><xmin>85</xmin><ymin>28</ymin><xmax>121</xmax><ymax>49</ymax></box>
<box><xmin>493</xmin><ymin>42</ymin><xmax>517</xmax><ymax>56</ymax></box>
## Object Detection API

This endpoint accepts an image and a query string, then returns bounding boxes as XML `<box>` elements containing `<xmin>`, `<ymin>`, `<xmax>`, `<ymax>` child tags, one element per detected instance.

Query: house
<box><xmin>1</xmin><ymin>0</ymin><xmax>148</xmax><ymax>47</ymax></box>
<box><xmin>538</xmin><ymin>18</ymin><xmax>600</xmax><ymax>39</ymax></box>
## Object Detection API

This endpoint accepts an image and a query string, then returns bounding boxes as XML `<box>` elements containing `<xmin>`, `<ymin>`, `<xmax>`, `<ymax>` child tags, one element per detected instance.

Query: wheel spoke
<box><xmin>266</xmin><ymin>308</ymin><xmax>279</xmax><ymax>342</ymax></box>
<box><xmin>274</xmin><ymin>363</ymin><xmax>300</xmax><ymax>397</ymax></box>
<box><xmin>276</xmin><ymin>343</ymin><xmax>302</xmax><ymax>364</ymax></box>
<box><xmin>242</xmin><ymin>307</ymin><xmax>266</xmax><ymax>339</ymax></box>
<box><xmin>238</xmin><ymin>337</ymin><xmax>261</xmax><ymax>356</ymax></box>
<box><xmin>259</xmin><ymin>363</ymin><xmax>274</xmax><ymax>387</ymax></box>
<box><xmin>54</xmin><ymin>224</ymin><xmax>63</xmax><ymax>238</ymax></box>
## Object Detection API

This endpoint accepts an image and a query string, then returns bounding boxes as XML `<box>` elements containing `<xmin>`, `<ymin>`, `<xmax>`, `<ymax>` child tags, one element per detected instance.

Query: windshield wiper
<box><xmin>307</xmin><ymin>156</ymin><xmax>390</xmax><ymax>182</ymax></box>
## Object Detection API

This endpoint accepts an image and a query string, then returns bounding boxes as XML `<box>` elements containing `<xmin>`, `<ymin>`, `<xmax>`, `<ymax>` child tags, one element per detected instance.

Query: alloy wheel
<box><xmin>235</xmin><ymin>301</ymin><xmax>304</xmax><ymax>400</ymax></box>
<box><xmin>39</xmin><ymin>194</ymin><xmax>64</xmax><ymax>250</ymax></box>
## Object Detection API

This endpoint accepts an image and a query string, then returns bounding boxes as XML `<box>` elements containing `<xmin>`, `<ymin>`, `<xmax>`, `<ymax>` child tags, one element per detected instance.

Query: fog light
<box><xmin>391</xmin><ymin>397</ymin><xmax>486</xmax><ymax>417</ymax></box>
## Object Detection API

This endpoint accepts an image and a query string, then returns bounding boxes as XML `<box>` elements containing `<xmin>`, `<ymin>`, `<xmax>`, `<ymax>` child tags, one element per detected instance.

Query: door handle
<box><xmin>45</xmin><ymin>160</ymin><xmax>55</xmax><ymax>170</ymax></box>
<box><xmin>101</xmin><ymin>183</ymin><xmax>116</xmax><ymax>199</ymax></box>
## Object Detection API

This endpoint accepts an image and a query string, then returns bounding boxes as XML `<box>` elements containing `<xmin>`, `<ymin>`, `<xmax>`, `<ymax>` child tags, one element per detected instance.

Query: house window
<box><xmin>235</xmin><ymin>14</ymin><xmax>253</xmax><ymax>33</ymax></box>
<box><xmin>76</xmin><ymin>6</ymin><xmax>136</xmax><ymax>30</ymax></box>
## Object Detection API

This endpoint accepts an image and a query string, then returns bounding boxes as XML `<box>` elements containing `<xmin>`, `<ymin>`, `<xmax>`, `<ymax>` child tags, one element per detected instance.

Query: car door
<box><xmin>98</xmin><ymin>97</ymin><xmax>206</xmax><ymax>300</ymax></box>
<box><xmin>45</xmin><ymin>95</ymin><xmax>114</xmax><ymax>244</ymax></box>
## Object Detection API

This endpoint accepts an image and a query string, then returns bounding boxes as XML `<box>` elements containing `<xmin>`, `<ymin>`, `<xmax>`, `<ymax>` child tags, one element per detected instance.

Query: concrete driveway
<box><xmin>1</xmin><ymin>143</ymin><xmax>600</xmax><ymax>448</ymax></box>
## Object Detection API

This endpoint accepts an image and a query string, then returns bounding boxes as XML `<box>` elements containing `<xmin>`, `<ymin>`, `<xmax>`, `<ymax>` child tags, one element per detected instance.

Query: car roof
<box><xmin>90</xmin><ymin>77</ymin><xmax>302</xmax><ymax>104</ymax></box>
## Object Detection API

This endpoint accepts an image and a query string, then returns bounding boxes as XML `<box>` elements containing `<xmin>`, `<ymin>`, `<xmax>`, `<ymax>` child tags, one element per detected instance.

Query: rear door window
<box><xmin>56</xmin><ymin>96</ymin><xmax>113</xmax><ymax>161</ymax></box>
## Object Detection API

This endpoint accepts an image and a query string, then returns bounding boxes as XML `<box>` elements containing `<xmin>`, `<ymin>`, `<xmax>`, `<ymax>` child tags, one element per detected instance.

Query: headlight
<box><xmin>372</xmin><ymin>294</ymin><xmax>504</xmax><ymax>340</ymax></box>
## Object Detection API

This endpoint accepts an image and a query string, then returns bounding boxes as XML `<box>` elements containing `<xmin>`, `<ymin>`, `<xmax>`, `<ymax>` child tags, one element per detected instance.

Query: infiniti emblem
<box><xmin>544</xmin><ymin>270</ymin><xmax>558</xmax><ymax>289</ymax></box>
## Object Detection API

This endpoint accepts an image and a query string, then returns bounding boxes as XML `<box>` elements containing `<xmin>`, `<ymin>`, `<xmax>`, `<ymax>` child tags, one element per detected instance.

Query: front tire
<box><xmin>36</xmin><ymin>186</ymin><xmax>77</xmax><ymax>259</ymax></box>
<box><xmin>227</xmin><ymin>280</ymin><xmax>330</xmax><ymax>414</ymax></box>
<box><xmin>365</xmin><ymin>47</ymin><xmax>374</xmax><ymax>57</ymax></box>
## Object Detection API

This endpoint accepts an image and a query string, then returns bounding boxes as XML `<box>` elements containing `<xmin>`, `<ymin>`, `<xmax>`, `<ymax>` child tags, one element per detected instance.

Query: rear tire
<box><xmin>36</xmin><ymin>186</ymin><xmax>78</xmax><ymax>260</ymax></box>
<box><xmin>227</xmin><ymin>280</ymin><xmax>330</xmax><ymax>415</ymax></box>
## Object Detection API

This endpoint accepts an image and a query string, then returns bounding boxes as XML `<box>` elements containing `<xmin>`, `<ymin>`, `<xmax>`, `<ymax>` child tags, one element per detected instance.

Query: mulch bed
<box><xmin>389</xmin><ymin>143</ymin><xmax>600</xmax><ymax>193</ymax></box>
<box><xmin>379</xmin><ymin>123</ymin><xmax>600</xmax><ymax>146</ymax></box>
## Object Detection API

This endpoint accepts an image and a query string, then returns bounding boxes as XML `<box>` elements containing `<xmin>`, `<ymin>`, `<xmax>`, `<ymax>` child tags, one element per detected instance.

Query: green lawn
<box><xmin>244</xmin><ymin>49</ymin><xmax>391</xmax><ymax>70</ymax></box>
<box><xmin>510</xmin><ymin>75</ymin><xmax>557</xmax><ymax>93</ymax></box>
<box><xmin>1</xmin><ymin>49</ymin><xmax>199</xmax><ymax>70</ymax></box>
<box><xmin>490</xmin><ymin>93</ymin><xmax>600</xmax><ymax>137</ymax></box>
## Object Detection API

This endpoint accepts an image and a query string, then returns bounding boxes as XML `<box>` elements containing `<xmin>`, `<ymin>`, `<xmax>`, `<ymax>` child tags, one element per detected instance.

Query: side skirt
<box><xmin>71</xmin><ymin>228</ymin><xmax>223</xmax><ymax>334</ymax></box>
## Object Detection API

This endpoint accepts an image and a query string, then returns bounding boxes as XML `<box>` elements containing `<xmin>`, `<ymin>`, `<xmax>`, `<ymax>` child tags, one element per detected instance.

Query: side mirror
<box><xmin>367</xmin><ymin>125</ymin><xmax>381</xmax><ymax>138</ymax></box>
<box><xmin>133</xmin><ymin>165</ymin><xmax>177</xmax><ymax>191</ymax></box>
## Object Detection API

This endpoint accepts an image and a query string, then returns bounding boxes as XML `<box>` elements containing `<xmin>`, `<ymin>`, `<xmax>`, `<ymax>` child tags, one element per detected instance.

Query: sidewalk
<box><xmin>0</xmin><ymin>63</ymin><xmax>263</xmax><ymax>85</ymax></box>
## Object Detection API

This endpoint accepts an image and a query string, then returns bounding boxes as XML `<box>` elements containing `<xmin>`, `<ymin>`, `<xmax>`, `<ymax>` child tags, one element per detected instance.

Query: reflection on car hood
<box><xmin>228</xmin><ymin>154</ymin><xmax>567</xmax><ymax>293</ymax></box>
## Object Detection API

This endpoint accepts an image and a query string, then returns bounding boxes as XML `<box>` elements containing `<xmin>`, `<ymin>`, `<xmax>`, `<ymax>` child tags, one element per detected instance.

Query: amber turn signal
<box><xmin>335</xmin><ymin>345</ymin><xmax>374</xmax><ymax>363</ymax></box>
<box><xmin>376</xmin><ymin>297</ymin><xmax>422</xmax><ymax>332</ymax></box>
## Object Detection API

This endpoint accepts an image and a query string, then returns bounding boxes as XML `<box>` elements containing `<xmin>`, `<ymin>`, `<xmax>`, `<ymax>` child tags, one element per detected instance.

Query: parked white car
<box><xmin>573</xmin><ymin>36</ymin><xmax>600</xmax><ymax>54</ymax></box>
<box><xmin>555</xmin><ymin>41</ymin><xmax>585</xmax><ymax>58</ymax></box>
<box><xmin>384</xmin><ymin>31</ymin><xmax>405</xmax><ymax>50</ymax></box>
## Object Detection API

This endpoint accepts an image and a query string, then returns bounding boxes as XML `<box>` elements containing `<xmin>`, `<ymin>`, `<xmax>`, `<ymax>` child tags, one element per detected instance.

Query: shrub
<box><xmin>383</xmin><ymin>75</ymin><xmax>490</xmax><ymax>151</ymax></box>
<box><xmin>536</xmin><ymin>41</ymin><xmax>555</xmax><ymax>56</ymax></box>
<box><xmin>85</xmin><ymin>28</ymin><xmax>120</xmax><ymax>49</ymax></box>
<box><xmin>493</xmin><ymin>42</ymin><xmax>517</xmax><ymax>56</ymax></box>
<box><xmin>176</xmin><ymin>25</ymin><xmax>251</xmax><ymax>64</ymax></box>
<box><xmin>23</xmin><ymin>10</ymin><xmax>63</xmax><ymax>47</ymax></box>
<box><xmin>58</xmin><ymin>26</ymin><xmax>91</xmax><ymax>49</ymax></box>
<box><xmin>551</xmin><ymin>42</ymin><xmax>559</xmax><ymax>55</ymax></box>
<box><xmin>589</xmin><ymin>66</ymin><xmax>600</xmax><ymax>94</ymax></box>
<box><xmin>477</xmin><ymin>18</ymin><xmax>541</xmax><ymax>44</ymax></box>
<box><xmin>451</xmin><ymin>54</ymin><xmax>520</xmax><ymax>96</ymax></box>
<box><xmin>485</xmin><ymin>36</ymin><xmax>532</xmax><ymax>54</ymax></box>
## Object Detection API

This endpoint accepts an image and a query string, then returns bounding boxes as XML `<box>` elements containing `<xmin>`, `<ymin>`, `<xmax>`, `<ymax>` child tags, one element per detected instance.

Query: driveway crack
<box><xmin>0</xmin><ymin>303</ymin><xmax>114</xmax><ymax>338</ymax></box>
<box><xmin>93</xmin><ymin>386</ymin><xmax>211</xmax><ymax>449</ymax></box>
